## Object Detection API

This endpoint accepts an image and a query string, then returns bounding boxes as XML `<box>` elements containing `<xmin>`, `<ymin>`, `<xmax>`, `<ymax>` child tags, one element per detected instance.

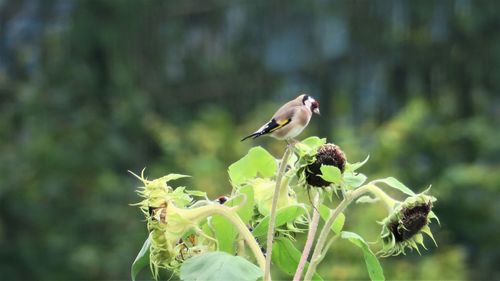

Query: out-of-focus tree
<box><xmin>0</xmin><ymin>0</ymin><xmax>498</xmax><ymax>279</ymax></box>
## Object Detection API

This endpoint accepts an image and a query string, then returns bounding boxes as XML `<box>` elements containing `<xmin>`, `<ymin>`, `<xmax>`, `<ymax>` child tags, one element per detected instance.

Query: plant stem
<box><xmin>209</xmin><ymin>206</ymin><xmax>267</xmax><ymax>271</ymax></box>
<box><xmin>173</xmin><ymin>203</ymin><xmax>266</xmax><ymax>272</ymax></box>
<box><xmin>363</xmin><ymin>184</ymin><xmax>397</xmax><ymax>211</ymax></box>
<box><xmin>264</xmin><ymin>145</ymin><xmax>293</xmax><ymax>281</ymax></box>
<box><xmin>303</xmin><ymin>194</ymin><xmax>352</xmax><ymax>280</ymax></box>
<box><xmin>303</xmin><ymin>184</ymin><xmax>378</xmax><ymax>280</ymax></box>
<box><xmin>238</xmin><ymin>237</ymin><xmax>246</xmax><ymax>257</ymax></box>
<box><xmin>293</xmin><ymin>191</ymin><xmax>320</xmax><ymax>281</ymax></box>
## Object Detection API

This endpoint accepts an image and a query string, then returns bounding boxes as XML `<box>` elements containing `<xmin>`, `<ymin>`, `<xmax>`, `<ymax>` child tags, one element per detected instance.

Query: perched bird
<box><xmin>241</xmin><ymin>94</ymin><xmax>320</xmax><ymax>141</ymax></box>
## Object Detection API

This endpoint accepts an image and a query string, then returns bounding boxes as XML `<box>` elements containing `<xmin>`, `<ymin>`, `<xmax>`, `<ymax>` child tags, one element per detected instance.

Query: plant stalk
<box><xmin>264</xmin><ymin>145</ymin><xmax>293</xmax><ymax>281</ymax></box>
<box><xmin>303</xmin><ymin>183</ymin><xmax>382</xmax><ymax>280</ymax></box>
<box><xmin>238</xmin><ymin>237</ymin><xmax>246</xmax><ymax>257</ymax></box>
<box><xmin>293</xmin><ymin>191</ymin><xmax>320</xmax><ymax>281</ymax></box>
<box><xmin>172</xmin><ymin>203</ymin><xmax>266</xmax><ymax>272</ymax></box>
<box><xmin>208</xmin><ymin>206</ymin><xmax>267</xmax><ymax>271</ymax></box>
<box><xmin>363</xmin><ymin>184</ymin><xmax>397</xmax><ymax>211</ymax></box>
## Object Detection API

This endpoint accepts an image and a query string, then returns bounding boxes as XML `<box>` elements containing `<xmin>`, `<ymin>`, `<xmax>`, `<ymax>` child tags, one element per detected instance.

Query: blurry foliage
<box><xmin>0</xmin><ymin>0</ymin><xmax>499</xmax><ymax>280</ymax></box>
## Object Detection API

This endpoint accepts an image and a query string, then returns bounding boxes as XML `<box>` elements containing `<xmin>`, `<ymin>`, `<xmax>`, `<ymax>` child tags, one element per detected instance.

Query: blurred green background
<box><xmin>1</xmin><ymin>0</ymin><xmax>499</xmax><ymax>280</ymax></box>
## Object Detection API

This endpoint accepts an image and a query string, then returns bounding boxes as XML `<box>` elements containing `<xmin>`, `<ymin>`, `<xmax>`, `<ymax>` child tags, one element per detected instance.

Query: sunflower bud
<box><xmin>379</xmin><ymin>193</ymin><xmax>439</xmax><ymax>257</ymax></box>
<box><xmin>305</xmin><ymin>143</ymin><xmax>346</xmax><ymax>187</ymax></box>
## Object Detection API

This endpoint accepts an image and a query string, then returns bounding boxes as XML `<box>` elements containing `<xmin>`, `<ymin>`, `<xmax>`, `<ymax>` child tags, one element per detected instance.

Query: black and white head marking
<box><xmin>303</xmin><ymin>95</ymin><xmax>320</xmax><ymax>115</ymax></box>
<box><xmin>302</xmin><ymin>95</ymin><xmax>310</xmax><ymax>104</ymax></box>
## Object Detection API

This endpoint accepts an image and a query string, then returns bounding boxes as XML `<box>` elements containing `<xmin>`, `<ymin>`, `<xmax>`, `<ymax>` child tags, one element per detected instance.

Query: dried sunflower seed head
<box><xmin>305</xmin><ymin>143</ymin><xmax>346</xmax><ymax>187</ymax></box>
<box><xmin>379</xmin><ymin>192</ymin><xmax>439</xmax><ymax>257</ymax></box>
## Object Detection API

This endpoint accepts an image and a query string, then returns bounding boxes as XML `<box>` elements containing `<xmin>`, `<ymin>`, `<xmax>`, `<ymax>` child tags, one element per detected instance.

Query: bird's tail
<box><xmin>241</xmin><ymin>131</ymin><xmax>263</xmax><ymax>141</ymax></box>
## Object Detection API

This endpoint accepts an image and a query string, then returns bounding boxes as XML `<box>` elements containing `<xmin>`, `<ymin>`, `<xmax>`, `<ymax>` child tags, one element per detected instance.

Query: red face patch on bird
<box><xmin>304</xmin><ymin>96</ymin><xmax>320</xmax><ymax>115</ymax></box>
<box><xmin>311</xmin><ymin>100</ymin><xmax>320</xmax><ymax>115</ymax></box>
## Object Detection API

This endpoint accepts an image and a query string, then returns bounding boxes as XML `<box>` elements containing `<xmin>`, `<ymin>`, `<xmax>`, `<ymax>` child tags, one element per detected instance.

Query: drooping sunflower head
<box><xmin>131</xmin><ymin>171</ymin><xmax>216</xmax><ymax>276</ymax></box>
<box><xmin>379</xmin><ymin>192</ymin><xmax>439</xmax><ymax>257</ymax></box>
<box><xmin>304</xmin><ymin>143</ymin><xmax>346</xmax><ymax>187</ymax></box>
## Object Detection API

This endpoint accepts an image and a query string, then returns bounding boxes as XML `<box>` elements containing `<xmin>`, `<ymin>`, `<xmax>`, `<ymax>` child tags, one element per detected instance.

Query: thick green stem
<box><xmin>303</xmin><ymin>183</ymin><xmax>393</xmax><ymax>280</ymax></box>
<box><xmin>363</xmin><ymin>184</ymin><xmax>397</xmax><ymax>211</ymax></box>
<box><xmin>264</xmin><ymin>145</ymin><xmax>293</xmax><ymax>281</ymax></box>
<box><xmin>237</xmin><ymin>238</ymin><xmax>246</xmax><ymax>257</ymax></box>
<box><xmin>172</xmin><ymin>204</ymin><xmax>266</xmax><ymax>272</ymax></box>
<box><xmin>208</xmin><ymin>206</ymin><xmax>267</xmax><ymax>271</ymax></box>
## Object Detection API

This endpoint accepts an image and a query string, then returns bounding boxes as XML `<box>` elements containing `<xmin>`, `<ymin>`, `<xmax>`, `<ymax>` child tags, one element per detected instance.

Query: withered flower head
<box><xmin>305</xmin><ymin>143</ymin><xmax>346</xmax><ymax>187</ymax></box>
<box><xmin>131</xmin><ymin>171</ymin><xmax>215</xmax><ymax>276</ymax></box>
<box><xmin>379</xmin><ymin>193</ymin><xmax>439</xmax><ymax>257</ymax></box>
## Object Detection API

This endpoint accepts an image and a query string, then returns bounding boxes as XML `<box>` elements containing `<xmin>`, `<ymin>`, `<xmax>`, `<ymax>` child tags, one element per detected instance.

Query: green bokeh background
<box><xmin>0</xmin><ymin>0</ymin><xmax>499</xmax><ymax>280</ymax></box>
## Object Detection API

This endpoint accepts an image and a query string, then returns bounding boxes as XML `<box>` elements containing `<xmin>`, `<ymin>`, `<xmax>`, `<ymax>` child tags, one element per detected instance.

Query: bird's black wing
<box><xmin>241</xmin><ymin>118</ymin><xmax>291</xmax><ymax>141</ymax></box>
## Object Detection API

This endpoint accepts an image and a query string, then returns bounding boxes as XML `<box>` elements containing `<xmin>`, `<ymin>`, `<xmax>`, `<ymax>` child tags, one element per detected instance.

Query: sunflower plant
<box><xmin>131</xmin><ymin>136</ymin><xmax>439</xmax><ymax>281</ymax></box>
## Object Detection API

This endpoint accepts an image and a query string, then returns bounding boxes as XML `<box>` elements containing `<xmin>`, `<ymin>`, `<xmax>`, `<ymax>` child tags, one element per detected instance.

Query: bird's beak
<box><xmin>313</xmin><ymin>108</ymin><xmax>320</xmax><ymax>115</ymax></box>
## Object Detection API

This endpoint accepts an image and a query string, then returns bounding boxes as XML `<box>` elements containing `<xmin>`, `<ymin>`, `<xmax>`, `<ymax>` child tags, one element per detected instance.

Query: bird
<box><xmin>241</xmin><ymin>94</ymin><xmax>320</xmax><ymax>141</ymax></box>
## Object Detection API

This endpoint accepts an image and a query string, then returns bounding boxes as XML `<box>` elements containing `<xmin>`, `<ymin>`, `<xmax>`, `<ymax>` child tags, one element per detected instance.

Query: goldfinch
<box><xmin>241</xmin><ymin>94</ymin><xmax>320</xmax><ymax>141</ymax></box>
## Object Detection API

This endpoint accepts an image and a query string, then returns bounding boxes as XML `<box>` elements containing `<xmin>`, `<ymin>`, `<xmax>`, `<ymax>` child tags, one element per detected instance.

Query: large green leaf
<box><xmin>341</xmin><ymin>231</ymin><xmax>385</xmax><ymax>281</ymax></box>
<box><xmin>131</xmin><ymin>236</ymin><xmax>151</xmax><ymax>281</ymax></box>
<box><xmin>212</xmin><ymin>214</ymin><xmax>238</xmax><ymax>254</ymax></box>
<box><xmin>212</xmin><ymin>189</ymin><xmax>255</xmax><ymax>254</ymax></box>
<box><xmin>228</xmin><ymin>147</ymin><xmax>277</xmax><ymax>186</ymax></box>
<box><xmin>252</xmin><ymin>205</ymin><xmax>306</xmax><ymax>237</ymax></box>
<box><xmin>294</xmin><ymin>136</ymin><xmax>326</xmax><ymax>156</ymax></box>
<box><xmin>272</xmin><ymin>238</ymin><xmax>323</xmax><ymax>280</ymax></box>
<box><xmin>226</xmin><ymin>185</ymin><xmax>255</xmax><ymax>224</ymax></box>
<box><xmin>343</xmin><ymin>172</ymin><xmax>367</xmax><ymax>188</ymax></box>
<box><xmin>374</xmin><ymin>177</ymin><xmax>415</xmax><ymax>196</ymax></box>
<box><xmin>319</xmin><ymin>165</ymin><xmax>342</xmax><ymax>184</ymax></box>
<box><xmin>318</xmin><ymin>204</ymin><xmax>345</xmax><ymax>234</ymax></box>
<box><xmin>180</xmin><ymin>251</ymin><xmax>262</xmax><ymax>281</ymax></box>
<box><xmin>355</xmin><ymin>195</ymin><xmax>379</xmax><ymax>204</ymax></box>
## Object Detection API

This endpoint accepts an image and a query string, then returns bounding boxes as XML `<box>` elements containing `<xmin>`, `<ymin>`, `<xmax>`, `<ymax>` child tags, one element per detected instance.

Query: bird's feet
<box><xmin>285</xmin><ymin>138</ymin><xmax>299</xmax><ymax>147</ymax></box>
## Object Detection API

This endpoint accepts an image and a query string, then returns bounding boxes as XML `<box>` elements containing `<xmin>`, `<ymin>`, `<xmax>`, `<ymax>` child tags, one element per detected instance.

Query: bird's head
<box><xmin>301</xmin><ymin>94</ymin><xmax>320</xmax><ymax>115</ymax></box>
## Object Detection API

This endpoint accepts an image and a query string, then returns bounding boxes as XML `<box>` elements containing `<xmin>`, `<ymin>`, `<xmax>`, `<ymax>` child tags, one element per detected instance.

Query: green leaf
<box><xmin>341</xmin><ymin>231</ymin><xmax>385</xmax><ymax>281</ymax></box>
<box><xmin>344</xmin><ymin>172</ymin><xmax>367</xmax><ymax>188</ymax></box>
<box><xmin>318</xmin><ymin>205</ymin><xmax>345</xmax><ymax>234</ymax></box>
<box><xmin>301</xmin><ymin>136</ymin><xmax>326</xmax><ymax>150</ymax></box>
<box><xmin>272</xmin><ymin>238</ymin><xmax>324</xmax><ymax>281</ymax></box>
<box><xmin>226</xmin><ymin>185</ymin><xmax>255</xmax><ymax>224</ymax></box>
<box><xmin>294</xmin><ymin>136</ymin><xmax>326</xmax><ymax>157</ymax></box>
<box><xmin>252</xmin><ymin>205</ymin><xmax>306</xmax><ymax>237</ymax></box>
<box><xmin>128</xmin><ymin>171</ymin><xmax>190</xmax><ymax>185</ymax></box>
<box><xmin>228</xmin><ymin>147</ymin><xmax>277</xmax><ymax>186</ymax></box>
<box><xmin>160</xmin><ymin>173</ymin><xmax>191</xmax><ymax>182</ymax></box>
<box><xmin>170</xmin><ymin>186</ymin><xmax>194</xmax><ymax>207</ymax></box>
<box><xmin>375</xmin><ymin>177</ymin><xmax>416</xmax><ymax>196</ymax></box>
<box><xmin>212</xmin><ymin>214</ymin><xmax>238</xmax><ymax>254</ymax></box>
<box><xmin>180</xmin><ymin>251</ymin><xmax>262</xmax><ymax>281</ymax></box>
<box><xmin>347</xmin><ymin>155</ymin><xmax>370</xmax><ymax>171</ymax></box>
<box><xmin>319</xmin><ymin>165</ymin><xmax>342</xmax><ymax>184</ymax></box>
<box><xmin>355</xmin><ymin>195</ymin><xmax>379</xmax><ymax>204</ymax></box>
<box><xmin>131</xmin><ymin>236</ymin><xmax>151</xmax><ymax>281</ymax></box>
<box><xmin>186</xmin><ymin>190</ymin><xmax>206</xmax><ymax>197</ymax></box>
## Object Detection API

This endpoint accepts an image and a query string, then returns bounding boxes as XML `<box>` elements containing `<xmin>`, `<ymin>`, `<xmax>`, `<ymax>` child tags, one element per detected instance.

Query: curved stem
<box><xmin>303</xmin><ymin>194</ymin><xmax>352</xmax><ymax>280</ymax></box>
<box><xmin>293</xmin><ymin>191</ymin><xmax>320</xmax><ymax>281</ymax></box>
<box><xmin>363</xmin><ymin>184</ymin><xmax>397</xmax><ymax>211</ymax></box>
<box><xmin>264</xmin><ymin>145</ymin><xmax>293</xmax><ymax>281</ymax></box>
<box><xmin>208</xmin><ymin>206</ymin><xmax>267</xmax><ymax>271</ymax></box>
<box><xmin>237</xmin><ymin>237</ymin><xmax>246</xmax><ymax>257</ymax></box>
<box><xmin>173</xmin><ymin>204</ymin><xmax>266</xmax><ymax>271</ymax></box>
<box><xmin>303</xmin><ymin>183</ymin><xmax>381</xmax><ymax>280</ymax></box>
